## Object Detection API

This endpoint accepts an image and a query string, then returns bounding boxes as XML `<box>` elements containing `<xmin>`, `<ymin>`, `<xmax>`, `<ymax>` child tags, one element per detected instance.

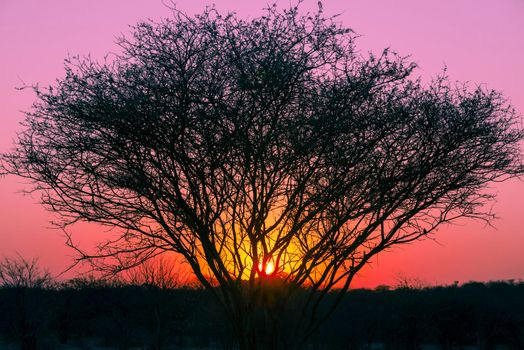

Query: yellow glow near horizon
<box><xmin>196</xmin><ymin>208</ymin><xmax>357</xmax><ymax>285</ymax></box>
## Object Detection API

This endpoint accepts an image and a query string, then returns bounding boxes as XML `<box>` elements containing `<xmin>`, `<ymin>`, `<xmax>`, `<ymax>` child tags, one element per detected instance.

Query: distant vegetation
<box><xmin>0</xmin><ymin>260</ymin><xmax>522</xmax><ymax>350</ymax></box>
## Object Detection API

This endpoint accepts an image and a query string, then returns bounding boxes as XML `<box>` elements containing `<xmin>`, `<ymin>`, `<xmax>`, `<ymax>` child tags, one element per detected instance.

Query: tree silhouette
<box><xmin>125</xmin><ymin>256</ymin><xmax>192</xmax><ymax>350</ymax></box>
<box><xmin>0</xmin><ymin>255</ymin><xmax>54</xmax><ymax>350</ymax></box>
<box><xmin>1</xmin><ymin>4</ymin><xmax>523</xmax><ymax>349</ymax></box>
<box><xmin>0</xmin><ymin>255</ymin><xmax>52</xmax><ymax>289</ymax></box>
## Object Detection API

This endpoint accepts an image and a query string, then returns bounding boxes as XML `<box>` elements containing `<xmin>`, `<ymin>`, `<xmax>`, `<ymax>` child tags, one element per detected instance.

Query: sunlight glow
<box><xmin>258</xmin><ymin>259</ymin><xmax>276</xmax><ymax>276</ymax></box>
<box><xmin>265</xmin><ymin>261</ymin><xmax>275</xmax><ymax>275</ymax></box>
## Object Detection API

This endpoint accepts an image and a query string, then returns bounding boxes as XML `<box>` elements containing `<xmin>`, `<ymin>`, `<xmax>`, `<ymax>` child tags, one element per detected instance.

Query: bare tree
<box><xmin>126</xmin><ymin>255</ymin><xmax>190</xmax><ymax>289</ymax></box>
<box><xmin>1</xmin><ymin>3</ymin><xmax>522</xmax><ymax>349</ymax></box>
<box><xmin>125</xmin><ymin>255</ymin><xmax>193</xmax><ymax>350</ymax></box>
<box><xmin>0</xmin><ymin>255</ymin><xmax>54</xmax><ymax>350</ymax></box>
<box><xmin>0</xmin><ymin>255</ymin><xmax>53</xmax><ymax>289</ymax></box>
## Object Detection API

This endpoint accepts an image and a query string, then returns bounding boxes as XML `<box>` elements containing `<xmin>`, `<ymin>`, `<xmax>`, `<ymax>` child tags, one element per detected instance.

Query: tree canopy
<box><xmin>2</xmin><ymin>4</ymin><xmax>522</xmax><ymax>349</ymax></box>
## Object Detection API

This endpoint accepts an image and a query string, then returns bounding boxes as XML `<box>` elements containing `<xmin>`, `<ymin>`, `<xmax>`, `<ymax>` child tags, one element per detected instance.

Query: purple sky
<box><xmin>1</xmin><ymin>0</ymin><xmax>523</xmax><ymax>288</ymax></box>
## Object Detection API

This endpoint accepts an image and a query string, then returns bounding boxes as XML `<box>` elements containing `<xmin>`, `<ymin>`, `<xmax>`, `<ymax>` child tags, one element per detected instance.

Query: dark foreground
<box><xmin>0</xmin><ymin>280</ymin><xmax>522</xmax><ymax>350</ymax></box>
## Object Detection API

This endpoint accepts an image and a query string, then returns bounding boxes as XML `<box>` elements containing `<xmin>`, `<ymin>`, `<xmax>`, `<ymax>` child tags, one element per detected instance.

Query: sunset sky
<box><xmin>0</xmin><ymin>0</ymin><xmax>523</xmax><ymax>288</ymax></box>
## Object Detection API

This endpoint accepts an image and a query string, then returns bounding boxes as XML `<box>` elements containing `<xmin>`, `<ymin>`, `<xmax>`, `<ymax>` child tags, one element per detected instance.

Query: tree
<box><xmin>0</xmin><ymin>255</ymin><xmax>52</xmax><ymax>289</ymax></box>
<box><xmin>126</xmin><ymin>255</ymin><xmax>189</xmax><ymax>289</ymax></box>
<box><xmin>1</xmin><ymin>3</ymin><xmax>523</xmax><ymax>349</ymax></box>
<box><xmin>0</xmin><ymin>255</ymin><xmax>54</xmax><ymax>350</ymax></box>
<box><xmin>125</xmin><ymin>256</ymin><xmax>193</xmax><ymax>350</ymax></box>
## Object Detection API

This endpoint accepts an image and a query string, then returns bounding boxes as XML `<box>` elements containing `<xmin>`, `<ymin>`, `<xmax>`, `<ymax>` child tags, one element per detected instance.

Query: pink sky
<box><xmin>1</xmin><ymin>0</ymin><xmax>523</xmax><ymax>288</ymax></box>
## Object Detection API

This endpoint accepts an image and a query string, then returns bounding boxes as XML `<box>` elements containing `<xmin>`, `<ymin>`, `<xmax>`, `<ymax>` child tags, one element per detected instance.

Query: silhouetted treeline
<box><xmin>0</xmin><ymin>278</ymin><xmax>523</xmax><ymax>350</ymax></box>
<box><xmin>317</xmin><ymin>281</ymin><xmax>524</xmax><ymax>350</ymax></box>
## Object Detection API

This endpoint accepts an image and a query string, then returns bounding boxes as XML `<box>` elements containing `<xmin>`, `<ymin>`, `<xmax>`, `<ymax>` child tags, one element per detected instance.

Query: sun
<box><xmin>265</xmin><ymin>261</ymin><xmax>275</xmax><ymax>275</ymax></box>
<box><xmin>258</xmin><ymin>259</ymin><xmax>276</xmax><ymax>276</ymax></box>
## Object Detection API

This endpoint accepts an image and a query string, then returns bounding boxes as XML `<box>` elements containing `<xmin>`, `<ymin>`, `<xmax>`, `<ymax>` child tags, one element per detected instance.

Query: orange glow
<box><xmin>196</xmin><ymin>208</ymin><xmax>366</xmax><ymax>286</ymax></box>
